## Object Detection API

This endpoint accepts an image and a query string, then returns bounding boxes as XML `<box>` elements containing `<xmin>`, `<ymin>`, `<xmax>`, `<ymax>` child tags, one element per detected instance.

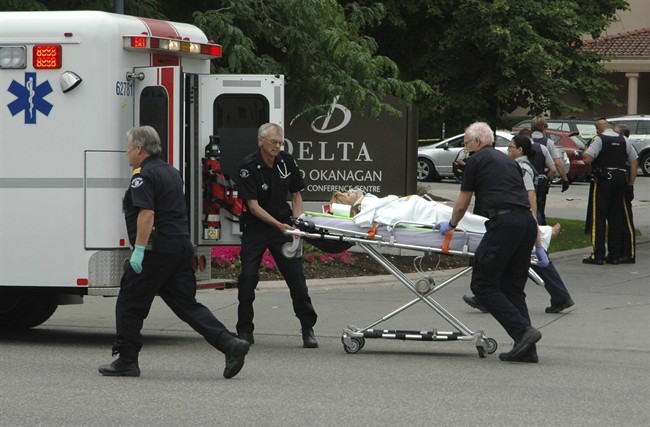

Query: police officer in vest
<box><xmin>531</xmin><ymin>117</ymin><xmax>570</xmax><ymax>224</ymax></box>
<box><xmin>582</xmin><ymin>119</ymin><xmax>638</xmax><ymax>264</ymax></box>
<box><xmin>437</xmin><ymin>122</ymin><xmax>542</xmax><ymax>363</ymax></box>
<box><xmin>236</xmin><ymin>123</ymin><xmax>318</xmax><ymax>348</ymax></box>
<box><xmin>99</xmin><ymin>126</ymin><xmax>249</xmax><ymax>379</ymax></box>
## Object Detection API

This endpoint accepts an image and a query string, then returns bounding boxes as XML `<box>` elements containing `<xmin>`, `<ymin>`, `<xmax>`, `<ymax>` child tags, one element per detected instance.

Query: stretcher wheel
<box><xmin>486</xmin><ymin>338</ymin><xmax>498</xmax><ymax>354</ymax></box>
<box><xmin>343</xmin><ymin>337</ymin><xmax>365</xmax><ymax>354</ymax></box>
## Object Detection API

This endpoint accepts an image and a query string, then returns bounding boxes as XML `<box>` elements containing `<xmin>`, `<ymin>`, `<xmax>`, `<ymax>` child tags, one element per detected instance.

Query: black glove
<box><xmin>561</xmin><ymin>180</ymin><xmax>570</xmax><ymax>192</ymax></box>
<box><xmin>625</xmin><ymin>185</ymin><xmax>634</xmax><ymax>203</ymax></box>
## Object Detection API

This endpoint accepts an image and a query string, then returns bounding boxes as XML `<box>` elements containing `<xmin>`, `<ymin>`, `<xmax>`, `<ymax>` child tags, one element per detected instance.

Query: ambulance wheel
<box><xmin>0</xmin><ymin>289</ymin><xmax>58</xmax><ymax>330</ymax></box>
<box><xmin>343</xmin><ymin>337</ymin><xmax>364</xmax><ymax>354</ymax></box>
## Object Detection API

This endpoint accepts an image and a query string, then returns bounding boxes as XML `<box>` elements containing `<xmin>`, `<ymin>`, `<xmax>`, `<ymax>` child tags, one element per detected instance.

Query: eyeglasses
<box><xmin>261</xmin><ymin>136</ymin><xmax>283</xmax><ymax>147</ymax></box>
<box><xmin>508</xmin><ymin>144</ymin><xmax>518</xmax><ymax>149</ymax></box>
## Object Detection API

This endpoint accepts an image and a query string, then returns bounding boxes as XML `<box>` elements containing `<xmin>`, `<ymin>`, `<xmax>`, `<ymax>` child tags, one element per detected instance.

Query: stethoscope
<box><xmin>258</xmin><ymin>159</ymin><xmax>290</xmax><ymax>191</ymax></box>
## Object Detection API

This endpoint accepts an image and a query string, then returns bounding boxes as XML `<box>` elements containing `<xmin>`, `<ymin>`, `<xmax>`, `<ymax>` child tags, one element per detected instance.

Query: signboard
<box><xmin>285</xmin><ymin>95</ymin><xmax>418</xmax><ymax>201</ymax></box>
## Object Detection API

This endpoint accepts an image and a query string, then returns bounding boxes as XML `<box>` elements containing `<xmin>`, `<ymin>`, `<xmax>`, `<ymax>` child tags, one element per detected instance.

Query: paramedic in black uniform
<box><xmin>236</xmin><ymin>123</ymin><xmax>318</xmax><ymax>348</ymax></box>
<box><xmin>582</xmin><ymin>119</ymin><xmax>637</xmax><ymax>265</ymax></box>
<box><xmin>436</xmin><ymin>122</ymin><xmax>542</xmax><ymax>363</ymax></box>
<box><xmin>99</xmin><ymin>126</ymin><xmax>249</xmax><ymax>378</ymax></box>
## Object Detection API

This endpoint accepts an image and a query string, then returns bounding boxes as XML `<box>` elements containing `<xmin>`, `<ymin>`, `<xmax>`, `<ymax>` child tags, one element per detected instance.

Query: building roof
<box><xmin>582</xmin><ymin>28</ymin><xmax>650</xmax><ymax>57</ymax></box>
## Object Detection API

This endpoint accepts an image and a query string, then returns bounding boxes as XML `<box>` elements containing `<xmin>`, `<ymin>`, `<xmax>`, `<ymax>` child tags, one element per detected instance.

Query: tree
<box><xmin>192</xmin><ymin>1</ymin><xmax>429</xmax><ymax>118</ymax></box>
<box><xmin>357</xmin><ymin>0</ymin><xmax>630</xmax><ymax>135</ymax></box>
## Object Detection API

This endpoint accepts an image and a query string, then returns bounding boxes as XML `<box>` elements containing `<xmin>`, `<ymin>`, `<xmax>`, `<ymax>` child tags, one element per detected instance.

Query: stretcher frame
<box><xmin>286</xmin><ymin>214</ymin><xmax>545</xmax><ymax>358</ymax></box>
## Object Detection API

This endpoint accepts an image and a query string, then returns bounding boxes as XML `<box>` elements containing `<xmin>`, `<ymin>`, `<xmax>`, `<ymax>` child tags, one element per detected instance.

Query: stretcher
<box><xmin>284</xmin><ymin>211</ymin><xmax>545</xmax><ymax>358</ymax></box>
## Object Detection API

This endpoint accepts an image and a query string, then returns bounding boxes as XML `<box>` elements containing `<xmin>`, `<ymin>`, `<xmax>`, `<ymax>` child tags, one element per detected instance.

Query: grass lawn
<box><xmin>546</xmin><ymin>216</ymin><xmax>641</xmax><ymax>253</ymax></box>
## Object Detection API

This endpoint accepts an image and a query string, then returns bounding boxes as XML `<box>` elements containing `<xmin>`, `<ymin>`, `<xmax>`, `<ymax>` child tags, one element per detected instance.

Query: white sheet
<box><xmin>344</xmin><ymin>195</ymin><xmax>552</xmax><ymax>249</ymax></box>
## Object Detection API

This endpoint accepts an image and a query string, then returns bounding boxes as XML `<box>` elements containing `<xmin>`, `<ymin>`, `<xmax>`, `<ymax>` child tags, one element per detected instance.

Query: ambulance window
<box><xmin>139</xmin><ymin>86</ymin><xmax>169</xmax><ymax>163</ymax></box>
<box><xmin>213</xmin><ymin>95</ymin><xmax>269</xmax><ymax>179</ymax></box>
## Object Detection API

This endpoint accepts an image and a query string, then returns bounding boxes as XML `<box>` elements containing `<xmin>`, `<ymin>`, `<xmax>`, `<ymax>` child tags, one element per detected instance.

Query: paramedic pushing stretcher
<box><xmin>436</xmin><ymin>122</ymin><xmax>543</xmax><ymax>363</ymax></box>
<box><xmin>99</xmin><ymin>126</ymin><xmax>249</xmax><ymax>379</ymax></box>
<box><xmin>236</xmin><ymin>123</ymin><xmax>318</xmax><ymax>348</ymax></box>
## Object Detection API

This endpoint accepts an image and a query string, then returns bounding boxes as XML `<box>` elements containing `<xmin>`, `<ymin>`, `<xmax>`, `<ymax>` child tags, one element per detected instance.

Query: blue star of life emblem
<box><xmin>7</xmin><ymin>72</ymin><xmax>53</xmax><ymax>124</ymax></box>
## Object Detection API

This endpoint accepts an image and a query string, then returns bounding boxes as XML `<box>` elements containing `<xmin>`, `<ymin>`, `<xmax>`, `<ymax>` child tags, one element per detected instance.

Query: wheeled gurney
<box><xmin>284</xmin><ymin>211</ymin><xmax>545</xmax><ymax>358</ymax></box>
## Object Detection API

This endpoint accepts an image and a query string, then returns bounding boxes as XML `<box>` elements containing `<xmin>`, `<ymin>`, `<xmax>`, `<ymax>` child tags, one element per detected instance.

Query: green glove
<box><xmin>129</xmin><ymin>245</ymin><xmax>145</xmax><ymax>274</ymax></box>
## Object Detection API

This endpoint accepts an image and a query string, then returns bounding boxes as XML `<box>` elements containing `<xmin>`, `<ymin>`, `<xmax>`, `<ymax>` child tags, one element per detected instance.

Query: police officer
<box><xmin>531</xmin><ymin>117</ymin><xmax>570</xmax><ymax>224</ymax></box>
<box><xmin>99</xmin><ymin>126</ymin><xmax>249</xmax><ymax>379</ymax></box>
<box><xmin>236</xmin><ymin>123</ymin><xmax>318</xmax><ymax>348</ymax></box>
<box><xmin>617</xmin><ymin>125</ymin><xmax>637</xmax><ymax>263</ymax></box>
<box><xmin>437</xmin><ymin>122</ymin><xmax>542</xmax><ymax>363</ymax></box>
<box><xmin>582</xmin><ymin>119</ymin><xmax>638</xmax><ymax>264</ymax></box>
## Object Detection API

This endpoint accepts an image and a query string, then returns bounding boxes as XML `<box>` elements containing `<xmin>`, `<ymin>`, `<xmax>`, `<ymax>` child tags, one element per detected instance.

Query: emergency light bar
<box><xmin>123</xmin><ymin>35</ymin><xmax>222</xmax><ymax>59</ymax></box>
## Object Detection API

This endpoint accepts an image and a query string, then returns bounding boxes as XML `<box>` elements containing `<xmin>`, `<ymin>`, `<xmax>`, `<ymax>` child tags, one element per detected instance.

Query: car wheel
<box><xmin>417</xmin><ymin>158</ymin><xmax>438</xmax><ymax>181</ymax></box>
<box><xmin>639</xmin><ymin>152</ymin><xmax>650</xmax><ymax>177</ymax></box>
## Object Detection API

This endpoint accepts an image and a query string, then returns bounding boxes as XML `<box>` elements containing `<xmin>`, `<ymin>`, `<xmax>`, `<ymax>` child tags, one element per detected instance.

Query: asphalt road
<box><xmin>1</xmin><ymin>178</ymin><xmax>648</xmax><ymax>426</ymax></box>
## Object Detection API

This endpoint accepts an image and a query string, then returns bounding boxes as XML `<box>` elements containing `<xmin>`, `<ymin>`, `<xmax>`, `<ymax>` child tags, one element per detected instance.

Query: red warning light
<box><xmin>33</xmin><ymin>45</ymin><xmax>62</xmax><ymax>69</ymax></box>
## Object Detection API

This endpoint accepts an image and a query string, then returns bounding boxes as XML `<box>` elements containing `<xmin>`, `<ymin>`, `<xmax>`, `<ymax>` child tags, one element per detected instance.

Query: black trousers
<box><xmin>470</xmin><ymin>210</ymin><xmax>537</xmax><ymax>341</ymax></box>
<box><xmin>621</xmin><ymin>189</ymin><xmax>636</xmax><ymax>260</ymax></box>
<box><xmin>586</xmin><ymin>171</ymin><xmax>626</xmax><ymax>260</ymax></box>
<box><xmin>531</xmin><ymin>259</ymin><xmax>572</xmax><ymax>306</ymax></box>
<box><xmin>237</xmin><ymin>226</ymin><xmax>317</xmax><ymax>334</ymax></box>
<box><xmin>114</xmin><ymin>239</ymin><xmax>227</xmax><ymax>354</ymax></box>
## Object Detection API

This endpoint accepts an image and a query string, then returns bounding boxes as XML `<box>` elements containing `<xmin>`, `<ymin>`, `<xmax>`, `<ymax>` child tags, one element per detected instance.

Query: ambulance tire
<box><xmin>0</xmin><ymin>289</ymin><xmax>58</xmax><ymax>330</ymax></box>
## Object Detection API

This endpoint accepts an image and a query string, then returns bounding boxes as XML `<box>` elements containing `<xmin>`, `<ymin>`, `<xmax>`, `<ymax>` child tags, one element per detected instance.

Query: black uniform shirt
<box><xmin>237</xmin><ymin>150</ymin><xmax>305</xmax><ymax>230</ymax></box>
<box><xmin>461</xmin><ymin>146</ymin><xmax>530</xmax><ymax>218</ymax></box>
<box><xmin>123</xmin><ymin>156</ymin><xmax>188</xmax><ymax>247</ymax></box>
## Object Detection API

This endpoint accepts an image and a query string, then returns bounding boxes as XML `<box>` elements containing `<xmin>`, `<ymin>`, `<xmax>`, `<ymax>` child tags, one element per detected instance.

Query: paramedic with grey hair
<box><xmin>236</xmin><ymin>122</ymin><xmax>318</xmax><ymax>348</ymax></box>
<box><xmin>99</xmin><ymin>125</ymin><xmax>249</xmax><ymax>379</ymax></box>
<box><xmin>436</xmin><ymin>121</ymin><xmax>543</xmax><ymax>363</ymax></box>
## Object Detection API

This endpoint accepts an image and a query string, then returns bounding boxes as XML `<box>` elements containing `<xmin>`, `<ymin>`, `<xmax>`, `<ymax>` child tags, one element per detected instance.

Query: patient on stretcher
<box><xmin>330</xmin><ymin>189</ymin><xmax>560</xmax><ymax>249</ymax></box>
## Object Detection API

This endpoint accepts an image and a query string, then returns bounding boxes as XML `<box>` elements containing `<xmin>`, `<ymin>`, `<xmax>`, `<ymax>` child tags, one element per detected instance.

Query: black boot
<box><xmin>216</xmin><ymin>332</ymin><xmax>250</xmax><ymax>379</ymax></box>
<box><xmin>302</xmin><ymin>328</ymin><xmax>318</xmax><ymax>348</ymax></box>
<box><xmin>99</xmin><ymin>349</ymin><xmax>140</xmax><ymax>377</ymax></box>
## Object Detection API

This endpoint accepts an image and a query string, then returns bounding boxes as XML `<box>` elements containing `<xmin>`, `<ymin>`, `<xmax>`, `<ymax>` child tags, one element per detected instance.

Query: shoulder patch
<box><xmin>240</xmin><ymin>168</ymin><xmax>250</xmax><ymax>179</ymax></box>
<box><xmin>130</xmin><ymin>177</ymin><xmax>144</xmax><ymax>189</ymax></box>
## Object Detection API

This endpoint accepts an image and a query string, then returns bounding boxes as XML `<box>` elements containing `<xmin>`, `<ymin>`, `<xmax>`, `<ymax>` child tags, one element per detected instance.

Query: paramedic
<box><xmin>99</xmin><ymin>126</ymin><xmax>249</xmax><ymax>379</ymax></box>
<box><xmin>582</xmin><ymin>119</ymin><xmax>637</xmax><ymax>264</ymax></box>
<box><xmin>236</xmin><ymin>123</ymin><xmax>318</xmax><ymax>348</ymax></box>
<box><xmin>463</xmin><ymin>136</ymin><xmax>574</xmax><ymax>314</ymax></box>
<box><xmin>436</xmin><ymin>122</ymin><xmax>542</xmax><ymax>363</ymax></box>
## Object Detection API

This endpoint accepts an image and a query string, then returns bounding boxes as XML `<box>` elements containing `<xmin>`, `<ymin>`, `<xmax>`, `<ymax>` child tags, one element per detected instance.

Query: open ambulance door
<box><xmin>188</xmin><ymin>74</ymin><xmax>285</xmax><ymax>247</ymax></box>
<box><xmin>131</xmin><ymin>66</ymin><xmax>183</xmax><ymax>170</ymax></box>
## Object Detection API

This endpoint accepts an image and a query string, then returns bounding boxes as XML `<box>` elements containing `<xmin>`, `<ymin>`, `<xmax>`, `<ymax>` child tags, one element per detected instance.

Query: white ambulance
<box><xmin>0</xmin><ymin>11</ymin><xmax>284</xmax><ymax>328</ymax></box>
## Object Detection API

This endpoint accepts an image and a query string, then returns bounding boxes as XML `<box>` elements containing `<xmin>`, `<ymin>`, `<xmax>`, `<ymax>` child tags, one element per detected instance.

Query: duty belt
<box><xmin>606</xmin><ymin>167</ymin><xmax>627</xmax><ymax>173</ymax></box>
<box><xmin>487</xmin><ymin>207</ymin><xmax>527</xmax><ymax>220</ymax></box>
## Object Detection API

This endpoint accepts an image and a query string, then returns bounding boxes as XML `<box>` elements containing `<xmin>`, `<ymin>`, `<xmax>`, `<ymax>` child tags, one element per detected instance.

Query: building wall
<box><xmin>607</xmin><ymin>0</ymin><xmax>650</xmax><ymax>34</ymax></box>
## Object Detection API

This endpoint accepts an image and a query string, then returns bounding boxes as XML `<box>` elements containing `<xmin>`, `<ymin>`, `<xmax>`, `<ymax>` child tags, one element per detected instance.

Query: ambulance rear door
<box><xmin>190</xmin><ymin>74</ymin><xmax>285</xmax><ymax>246</ymax></box>
<box><xmin>131</xmin><ymin>66</ymin><xmax>184</xmax><ymax>170</ymax></box>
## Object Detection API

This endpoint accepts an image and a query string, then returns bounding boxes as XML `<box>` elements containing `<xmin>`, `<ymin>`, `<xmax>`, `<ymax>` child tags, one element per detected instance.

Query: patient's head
<box><xmin>330</xmin><ymin>189</ymin><xmax>364</xmax><ymax>216</ymax></box>
<box><xmin>331</xmin><ymin>189</ymin><xmax>363</xmax><ymax>205</ymax></box>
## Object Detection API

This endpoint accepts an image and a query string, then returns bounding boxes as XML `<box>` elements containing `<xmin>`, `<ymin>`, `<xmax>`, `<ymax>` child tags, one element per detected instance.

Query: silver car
<box><xmin>417</xmin><ymin>130</ymin><xmax>513</xmax><ymax>181</ymax></box>
<box><xmin>607</xmin><ymin>115</ymin><xmax>650</xmax><ymax>176</ymax></box>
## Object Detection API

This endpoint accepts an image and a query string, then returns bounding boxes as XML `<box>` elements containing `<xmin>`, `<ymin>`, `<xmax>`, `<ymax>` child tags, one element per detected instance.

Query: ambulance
<box><xmin>0</xmin><ymin>11</ymin><xmax>284</xmax><ymax>328</ymax></box>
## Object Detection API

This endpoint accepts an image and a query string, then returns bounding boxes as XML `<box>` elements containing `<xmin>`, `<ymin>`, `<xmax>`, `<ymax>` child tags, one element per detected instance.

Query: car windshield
<box><xmin>575</xmin><ymin>124</ymin><xmax>597</xmax><ymax>138</ymax></box>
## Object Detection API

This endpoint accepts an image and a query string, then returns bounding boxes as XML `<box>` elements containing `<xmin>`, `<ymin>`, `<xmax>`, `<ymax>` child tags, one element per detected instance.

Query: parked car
<box><xmin>544</xmin><ymin>129</ymin><xmax>591</xmax><ymax>182</ymax></box>
<box><xmin>513</xmin><ymin>118</ymin><xmax>597</xmax><ymax>143</ymax></box>
<box><xmin>417</xmin><ymin>130</ymin><xmax>512</xmax><ymax>181</ymax></box>
<box><xmin>607</xmin><ymin>115</ymin><xmax>650</xmax><ymax>176</ymax></box>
